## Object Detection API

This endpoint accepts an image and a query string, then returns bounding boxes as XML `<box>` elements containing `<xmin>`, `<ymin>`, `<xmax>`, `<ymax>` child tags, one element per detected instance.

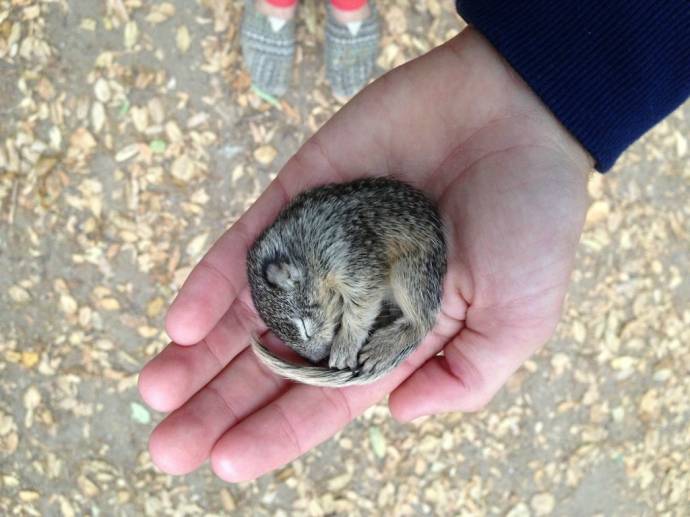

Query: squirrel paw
<box><xmin>357</xmin><ymin>329</ymin><xmax>400</xmax><ymax>375</ymax></box>
<box><xmin>328</xmin><ymin>335</ymin><xmax>361</xmax><ymax>370</ymax></box>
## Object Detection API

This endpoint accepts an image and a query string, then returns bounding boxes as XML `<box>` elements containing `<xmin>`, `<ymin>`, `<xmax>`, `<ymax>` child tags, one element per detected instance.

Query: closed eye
<box><xmin>302</xmin><ymin>318</ymin><xmax>315</xmax><ymax>338</ymax></box>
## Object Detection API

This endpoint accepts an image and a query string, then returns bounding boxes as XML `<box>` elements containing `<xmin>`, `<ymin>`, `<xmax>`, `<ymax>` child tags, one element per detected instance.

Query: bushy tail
<box><xmin>250</xmin><ymin>336</ymin><xmax>388</xmax><ymax>387</ymax></box>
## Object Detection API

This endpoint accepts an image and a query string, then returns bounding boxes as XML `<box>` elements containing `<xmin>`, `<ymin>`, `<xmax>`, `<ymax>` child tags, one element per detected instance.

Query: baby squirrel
<box><xmin>247</xmin><ymin>177</ymin><xmax>446</xmax><ymax>387</ymax></box>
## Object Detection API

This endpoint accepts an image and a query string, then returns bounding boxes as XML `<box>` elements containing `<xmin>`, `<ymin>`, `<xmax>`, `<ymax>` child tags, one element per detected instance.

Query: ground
<box><xmin>1</xmin><ymin>0</ymin><xmax>689</xmax><ymax>515</ymax></box>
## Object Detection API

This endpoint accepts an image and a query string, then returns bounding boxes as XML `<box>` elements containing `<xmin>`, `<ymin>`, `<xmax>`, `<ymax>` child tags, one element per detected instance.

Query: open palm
<box><xmin>138</xmin><ymin>28</ymin><xmax>592</xmax><ymax>481</ymax></box>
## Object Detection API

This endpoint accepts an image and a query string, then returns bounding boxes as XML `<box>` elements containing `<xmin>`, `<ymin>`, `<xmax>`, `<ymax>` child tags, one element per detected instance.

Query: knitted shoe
<box><xmin>325</xmin><ymin>2</ymin><xmax>381</xmax><ymax>98</ymax></box>
<box><xmin>240</xmin><ymin>0</ymin><xmax>296</xmax><ymax>97</ymax></box>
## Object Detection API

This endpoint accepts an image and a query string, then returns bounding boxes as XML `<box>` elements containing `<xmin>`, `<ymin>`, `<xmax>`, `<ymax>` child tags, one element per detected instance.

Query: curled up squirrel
<box><xmin>247</xmin><ymin>177</ymin><xmax>447</xmax><ymax>387</ymax></box>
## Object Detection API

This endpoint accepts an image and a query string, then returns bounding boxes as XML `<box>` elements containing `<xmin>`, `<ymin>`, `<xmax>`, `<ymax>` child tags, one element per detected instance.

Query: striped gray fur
<box><xmin>247</xmin><ymin>178</ymin><xmax>447</xmax><ymax>387</ymax></box>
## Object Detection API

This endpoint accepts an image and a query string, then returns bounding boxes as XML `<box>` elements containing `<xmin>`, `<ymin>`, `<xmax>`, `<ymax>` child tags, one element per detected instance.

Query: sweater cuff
<box><xmin>456</xmin><ymin>1</ymin><xmax>690</xmax><ymax>171</ymax></box>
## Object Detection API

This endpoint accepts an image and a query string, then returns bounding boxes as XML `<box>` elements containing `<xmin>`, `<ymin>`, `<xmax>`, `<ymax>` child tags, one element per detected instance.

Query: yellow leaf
<box><xmin>91</xmin><ymin>102</ymin><xmax>106</xmax><ymax>133</ymax></box>
<box><xmin>186</xmin><ymin>233</ymin><xmax>209</xmax><ymax>258</ymax></box>
<box><xmin>115</xmin><ymin>143</ymin><xmax>140</xmax><ymax>162</ymax></box>
<box><xmin>254</xmin><ymin>145</ymin><xmax>277</xmax><ymax>166</ymax></box>
<box><xmin>94</xmin><ymin>78</ymin><xmax>111</xmax><ymax>103</ymax></box>
<box><xmin>9</xmin><ymin>285</ymin><xmax>31</xmax><ymax>303</ymax></box>
<box><xmin>130</xmin><ymin>106</ymin><xmax>149</xmax><ymax>132</ymax></box>
<box><xmin>21</xmin><ymin>352</ymin><xmax>39</xmax><ymax>368</ymax></box>
<box><xmin>99</xmin><ymin>298</ymin><xmax>121</xmax><ymax>311</ymax></box>
<box><xmin>146</xmin><ymin>297</ymin><xmax>165</xmax><ymax>318</ymax></box>
<box><xmin>60</xmin><ymin>294</ymin><xmax>78</xmax><ymax>315</ymax></box>
<box><xmin>176</xmin><ymin>25</ymin><xmax>191</xmax><ymax>53</ymax></box>
<box><xmin>124</xmin><ymin>21</ymin><xmax>138</xmax><ymax>49</ymax></box>
<box><xmin>171</xmin><ymin>154</ymin><xmax>195</xmax><ymax>181</ymax></box>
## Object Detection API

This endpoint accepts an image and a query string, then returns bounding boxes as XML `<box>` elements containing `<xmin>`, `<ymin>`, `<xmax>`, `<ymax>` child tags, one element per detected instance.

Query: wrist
<box><xmin>455</xmin><ymin>28</ymin><xmax>594</xmax><ymax>176</ymax></box>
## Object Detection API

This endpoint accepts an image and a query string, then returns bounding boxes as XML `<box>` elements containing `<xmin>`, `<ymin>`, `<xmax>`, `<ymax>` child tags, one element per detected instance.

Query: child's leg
<box><xmin>240</xmin><ymin>0</ymin><xmax>299</xmax><ymax>96</ymax></box>
<box><xmin>325</xmin><ymin>0</ymin><xmax>380</xmax><ymax>97</ymax></box>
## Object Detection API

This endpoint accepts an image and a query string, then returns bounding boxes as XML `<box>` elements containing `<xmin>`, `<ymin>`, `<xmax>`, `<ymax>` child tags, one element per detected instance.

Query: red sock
<box><xmin>265</xmin><ymin>0</ymin><xmax>298</xmax><ymax>8</ymax></box>
<box><xmin>330</xmin><ymin>0</ymin><xmax>367</xmax><ymax>11</ymax></box>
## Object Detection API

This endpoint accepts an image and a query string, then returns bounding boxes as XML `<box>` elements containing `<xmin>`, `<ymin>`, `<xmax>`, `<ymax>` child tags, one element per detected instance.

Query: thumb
<box><xmin>388</xmin><ymin>327</ymin><xmax>544</xmax><ymax>421</ymax></box>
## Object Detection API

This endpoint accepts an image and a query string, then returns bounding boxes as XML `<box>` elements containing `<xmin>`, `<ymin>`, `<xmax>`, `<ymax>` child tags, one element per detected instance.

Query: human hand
<box><xmin>138</xmin><ymin>28</ymin><xmax>593</xmax><ymax>481</ymax></box>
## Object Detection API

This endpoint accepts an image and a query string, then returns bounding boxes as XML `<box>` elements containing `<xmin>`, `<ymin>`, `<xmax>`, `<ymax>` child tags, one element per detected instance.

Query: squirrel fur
<box><xmin>247</xmin><ymin>177</ymin><xmax>446</xmax><ymax>387</ymax></box>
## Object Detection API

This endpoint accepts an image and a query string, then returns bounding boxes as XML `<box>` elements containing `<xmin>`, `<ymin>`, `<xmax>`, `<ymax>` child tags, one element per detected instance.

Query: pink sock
<box><xmin>330</xmin><ymin>0</ymin><xmax>367</xmax><ymax>11</ymax></box>
<box><xmin>265</xmin><ymin>0</ymin><xmax>298</xmax><ymax>7</ymax></box>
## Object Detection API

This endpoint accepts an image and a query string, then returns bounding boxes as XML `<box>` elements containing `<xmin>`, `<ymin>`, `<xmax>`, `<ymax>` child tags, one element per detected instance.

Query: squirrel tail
<box><xmin>250</xmin><ymin>336</ymin><xmax>387</xmax><ymax>387</ymax></box>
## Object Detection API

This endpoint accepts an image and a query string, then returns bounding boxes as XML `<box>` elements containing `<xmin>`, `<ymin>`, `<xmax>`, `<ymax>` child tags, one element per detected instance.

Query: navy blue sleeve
<box><xmin>456</xmin><ymin>1</ymin><xmax>690</xmax><ymax>171</ymax></box>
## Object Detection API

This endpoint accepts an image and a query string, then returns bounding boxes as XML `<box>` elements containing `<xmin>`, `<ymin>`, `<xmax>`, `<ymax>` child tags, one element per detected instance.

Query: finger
<box><xmin>148</xmin><ymin>346</ymin><xmax>288</xmax><ymax>475</ymax></box>
<box><xmin>208</xmin><ymin>327</ymin><xmax>453</xmax><ymax>483</ymax></box>
<box><xmin>388</xmin><ymin>318</ymin><xmax>547</xmax><ymax>421</ymax></box>
<box><xmin>209</xmin><ymin>383</ymin><xmax>386</xmax><ymax>482</ymax></box>
<box><xmin>140</xmin><ymin>290</ymin><xmax>260</xmax><ymax>412</ymax></box>
<box><xmin>164</xmin><ymin>180</ymin><xmax>289</xmax><ymax>345</ymax></box>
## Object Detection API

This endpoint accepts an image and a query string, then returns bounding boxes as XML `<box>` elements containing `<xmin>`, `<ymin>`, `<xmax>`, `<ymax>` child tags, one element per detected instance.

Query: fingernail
<box><xmin>211</xmin><ymin>452</ymin><xmax>242</xmax><ymax>483</ymax></box>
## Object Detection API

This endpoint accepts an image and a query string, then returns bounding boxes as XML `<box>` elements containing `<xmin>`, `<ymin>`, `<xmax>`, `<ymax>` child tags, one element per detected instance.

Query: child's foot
<box><xmin>325</xmin><ymin>1</ymin><xmax>380</xmax><ymax>98</ymax></box>
<box><xmin>240</xmin><ymin>0</ymin><xmax>297</xmax><ymax>96</ymax></box>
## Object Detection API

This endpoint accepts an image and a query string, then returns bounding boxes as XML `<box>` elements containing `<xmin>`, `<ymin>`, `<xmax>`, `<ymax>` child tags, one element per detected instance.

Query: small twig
<box><xmin>251</xmin><ymin>85</ymin><xmax>282</xmax><ymax>110</ymax></box>
<box><xmin>8</xmin><ymin>176</ymin><xmax>18</xmax><ymax>227</ymax></box>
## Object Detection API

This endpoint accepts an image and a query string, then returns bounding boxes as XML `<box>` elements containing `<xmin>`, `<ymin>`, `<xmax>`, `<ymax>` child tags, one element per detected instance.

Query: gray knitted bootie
<box><xmin>325</xmin><ymin>2</ymin><xmax>381</xmax><ymax>98</ymax></box>
<box><xmin>240</xmin><ymin>0</ymin><xmax>296</xmax><ymax>97</ymax></box>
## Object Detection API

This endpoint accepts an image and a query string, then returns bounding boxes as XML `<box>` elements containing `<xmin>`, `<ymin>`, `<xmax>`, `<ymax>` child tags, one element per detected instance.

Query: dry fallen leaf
<box><xmin>146</xmin><ymin>297</ymin><xmax>165</xmax><ymax>318</ymax></box>
<box><xmin>165</xmin><ymin>121</ymin><xmax>183</xmax><ymax>143</ymax></box>
<box><xmin>531</xmin><ymin>493</ymin><xmax>556</xmax><ymax>516</ymax></box>
<box><xmin>130</xmin><ymin>106</ymin><xmax>149</xmax><ymax>132</ymax></box>
<box><xmin>78</xmin><ymin>475</ymin><xmax>99</xmax><ymax>497</ymax></box>
<box><xmin>186</xmin><ymin>232</ymin><xmax>209</xmax><ymax>258</ymax></box>
<box><xmin>59</xmin><ymin>294</ymin><xmax>78</xmax><ymax>315</ymax></box>
<box><xmin>171</xmin><ymin>154</ymin><xmax>195</xmax><ymax>182</ymax></box>
<box><xmin>675</xmin><ymin>131</ymin><xmax>687</xmax><ymax>157</ymax></box>
<box><xmin>124</xmin><ymin>20</ymin><xmax>138</xmax><ymax>49</ymax></box>
<box><xmin>36</xmin><ymin>77</ymin><xmax>55</xmax><ymax>100</ymax></box>
<box><xmin>220</xmin><ymin>489</ymin><xmax>236</xmax><ymax>511</ymax></box>
<box><xmin>70</xmin><ymin>128</ymin><xmax>97</xmax><ymax>152</ymax></box>
<box><xmin>91</xmin><ymin>101</ymin><xmax>106</xmax><ymax>133</ymax></box>
<box><xmin>147</xmin><ymin>3</ymin><xmax>176</xmax><ymax>24</ymax></box>
<box><xmin>148</xmin><ymin>97</ymin><xmax>165</xmax><ymax>124</ymax></box>
<box><xmin>94</xmin><ymin>78</ymin><xmax>111</xmax><ymax>103</ymax></box>
<box><xmin>115</xmin><ymin>143</ymin><xmax>140</xmax><ymax>162</ymax></box>
<box><xmin>9</xmin><ymin>285</ymin><xmax>31</xmax><ymax>303</ymax></box>
<box><xmin>231</xmin><ymin>164</ymin><xmax>244</xmax><ymax>182</ymax></box>
<box><xmin>176</xmin><ymin>25</ymin><xmax>191</xmax><ymax>53</ymax></box>
<box><xmin>80</xmin><ymin>17</ymin><xmax>97</xmax><ymax>31</ymax></box>
<box><xmin>18</xmin><ymin>490</ymin><xmax>40</xmax><ymax>503</ymax></box>
<box><xmin>254</xmin><ymin>145</ymin><xmax>277</xmax><ymax>166</ymax></box>
<box><xmin>99</xmin><ymin>298</ymin><xmax>121</xmax><ymax>311</ymax></box>
<box><xmin>21</xmin><ymin>351</ymin><xmax>40</xmax><ymax>368</ymax></box>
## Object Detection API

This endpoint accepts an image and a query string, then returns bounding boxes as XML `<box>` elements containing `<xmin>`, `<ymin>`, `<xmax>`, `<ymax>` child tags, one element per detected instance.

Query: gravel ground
<box><xmin>1</xmin><ymin>1</ymin><xmax>689</xmax><ymax>515</ymax></box>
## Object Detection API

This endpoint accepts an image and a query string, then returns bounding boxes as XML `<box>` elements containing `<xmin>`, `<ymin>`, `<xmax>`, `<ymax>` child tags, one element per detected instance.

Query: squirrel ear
<box><xmin>265</xmin><ymin>261</ymin><xmax>303</xmax><ymax>289</ymax></box>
